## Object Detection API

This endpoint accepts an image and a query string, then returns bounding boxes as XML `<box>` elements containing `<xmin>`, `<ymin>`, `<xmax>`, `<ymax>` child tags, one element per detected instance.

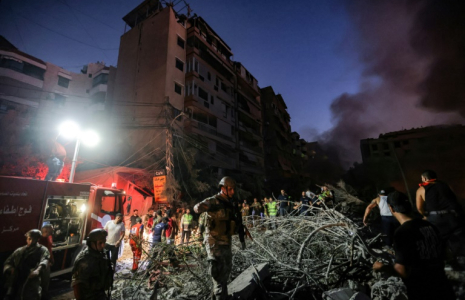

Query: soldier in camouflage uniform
<box><xmin>194</xmin><ymin>176</ymin><xmax>246</xmax><ymax>300</ymax></box>
<box><xmin>72</xmin><ymin>229</ymin><xmax>113</xmax><ymax>300</ymax></box>
<box><xmin>3</xmin><ymin>229</ymin><xmax>50</xmax><ymax>300</ymax></box>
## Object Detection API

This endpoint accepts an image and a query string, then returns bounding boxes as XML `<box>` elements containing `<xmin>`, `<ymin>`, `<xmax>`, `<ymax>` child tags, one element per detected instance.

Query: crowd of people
<box><xmin>4</xmin><ymin>170</ymin><xmax>464</xmax><ymax>300</ymax></box>
<box><xmin>238</xmin><ymin>186</ymin><xmax>335</xmax><ymax>223</ymax></box>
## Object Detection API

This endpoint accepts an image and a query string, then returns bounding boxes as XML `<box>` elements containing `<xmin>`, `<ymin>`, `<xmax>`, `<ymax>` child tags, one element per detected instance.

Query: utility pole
<box><xmin>164</xmin><ymin>97</ymin><xmax>184</xmax><ymax>204</ymax></box>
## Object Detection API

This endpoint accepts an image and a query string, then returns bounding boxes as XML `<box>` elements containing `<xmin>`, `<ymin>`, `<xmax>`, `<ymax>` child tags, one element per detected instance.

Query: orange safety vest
<box><xmin>130</xmin><ymin>223</ymin><xmax>144</xmax><ymax>241</ymax></box>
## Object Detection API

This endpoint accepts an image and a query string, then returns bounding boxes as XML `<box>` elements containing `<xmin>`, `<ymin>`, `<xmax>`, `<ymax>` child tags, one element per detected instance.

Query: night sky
<box><xmin>1</xmin><ymin>0</ymin><xmax>464</xmax><ymax>166</ymax></box>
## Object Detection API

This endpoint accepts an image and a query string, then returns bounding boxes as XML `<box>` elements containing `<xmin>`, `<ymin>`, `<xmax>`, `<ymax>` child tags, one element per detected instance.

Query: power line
<box><xmin>6</xmin><ymin>6</ymin><xmax>119</xmax><ymax>51</ymax></box>
<box><xmin>9</xmin><ymin>3</ymin><xmax>28</xmax><ymax>53</ymax></box>
<box><xmin>60</xmin><ymin>0</ymin><xmax>112</xmax><ymax>63</ymax></box>
<box><xmin>56</xmin><ymin>1</ymin><xmax>122</xmax><ymax>32</ymax></box>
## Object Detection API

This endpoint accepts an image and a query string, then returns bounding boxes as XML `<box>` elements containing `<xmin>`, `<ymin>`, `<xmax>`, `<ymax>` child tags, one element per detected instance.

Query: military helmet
<box><xmin>25</xmin><ymin>229</ymin><xmax>42</xmax><ymax>240</ymax></box>
<box><xmin>87</xmin><ymin>228</ymin><xmax>107</xmax><ymax>243</ymax></box>
<box><xmin>218</xmin><ymin>176</ymin><xmax>236</xmax><ymax>189</ymax></box>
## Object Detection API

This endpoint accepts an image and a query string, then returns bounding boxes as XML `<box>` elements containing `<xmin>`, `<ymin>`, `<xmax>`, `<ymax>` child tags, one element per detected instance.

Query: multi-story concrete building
<box><xmin>110</xmin><ymin>0</ymin><xmax>264</xmax><ymax>182</ymax></box>
<box><xmin>0</xmin><ymin>35</ymin><xmax>113</xmax><ymax>176</ymax></box>
<box><xmin>260</xmin><ymin>86</ymin><xmax>295</xmax><ymax>186</ymax></box>
<box><xmin>360</xmin><ymin>125</ymin><xmax>465</xmax><ymax>203</ymax></box>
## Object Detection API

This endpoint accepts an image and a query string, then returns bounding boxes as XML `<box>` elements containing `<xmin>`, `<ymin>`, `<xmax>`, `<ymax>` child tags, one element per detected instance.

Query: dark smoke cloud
<box><xmin>314</xmin><ymin>0</ymin><xmax>465</xmax><ymax>168</ymax></box>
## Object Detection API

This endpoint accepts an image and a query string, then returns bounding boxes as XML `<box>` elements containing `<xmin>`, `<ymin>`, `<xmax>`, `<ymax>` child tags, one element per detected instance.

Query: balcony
<box><xmin>0</xmin><ymin>67</ymin><xmax>44</xmax><ymax>88</ymax></box>
<box><xmin>239</xmin><ymin>140</ymin><xmax>262</xmax><ymax>154</ymax></box>
<box><xmin>185</xmin><ymin>119</ymin><xmax>235</xmax><ymax>144</ymax></box>
<box><xmin>240</xmin><ymin>161</ymin><xmax>264</xmax><ymax>174</ymax></box>
<box><xmin>89</xmin><ymin>83</ymin><xmax>107</xmax><ymax>97</ymax></box>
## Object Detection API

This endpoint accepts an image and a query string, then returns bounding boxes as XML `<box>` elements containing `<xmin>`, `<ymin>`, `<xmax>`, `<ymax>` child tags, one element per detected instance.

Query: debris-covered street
<box><xmin>89</xmin><ymin>186</ymin><xmax>464</xmax><ymax>300</ymax></box>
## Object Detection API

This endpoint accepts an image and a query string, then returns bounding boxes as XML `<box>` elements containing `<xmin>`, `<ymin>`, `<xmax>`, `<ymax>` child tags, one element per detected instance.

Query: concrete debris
<box><xmin>322</xmin><ymin>287</ymin><xmax>354</xmax><ymax>300</ymax></box>
<box><xmin>370</xmin><ymin>277</ymin><xmax>408</xmax><ymax>300</ymax></box>
<box><xmin>107</xmin><ymin>185</ymin><xmax>464</xmax><ymax>299</ymax></box>
<box><xmin>228</xmin><ymin>263</ymin><xmax>270</xmax><ymax>299</ymax></box>
<box><xmin>349</xmin><ymin>292</ymin><xmax>371</xmax><ymax>300</ymax></box>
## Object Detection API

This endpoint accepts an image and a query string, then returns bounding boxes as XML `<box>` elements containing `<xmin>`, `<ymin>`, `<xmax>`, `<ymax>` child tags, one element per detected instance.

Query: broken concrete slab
<box><xmin>228</xmin><ymin>263</ymin><xmax>270</xmax><ymax>299</ymax></box>
<box><xmin>322</xmin><ymin>287</ymin><xmax>354</xmax><ymax>300</ymax></box>
<box><xmin>349</xmin><ymin>292</ymin><xmax>371</xmax><ymax>300</ymax></box>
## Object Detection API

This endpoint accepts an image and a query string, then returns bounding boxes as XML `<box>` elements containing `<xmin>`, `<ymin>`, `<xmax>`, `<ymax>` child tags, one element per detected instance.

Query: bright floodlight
<box><xmin>59</xmin><ymin>121</ymin><xmax>80</xmax><ymax>139</ymax></box>
<box><xmin>81</xmin><ymin>129</ymin><xmax>100</xmax><ymax>147</ymax></box>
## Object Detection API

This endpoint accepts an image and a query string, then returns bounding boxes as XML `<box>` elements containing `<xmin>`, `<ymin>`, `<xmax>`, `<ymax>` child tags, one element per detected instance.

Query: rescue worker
<box><xmin>72</xmin><ymin>229</ymin><xmax>113</xmax><ymax>300</ymax></box>
<box><xmin>266</xmin><ymin>197</ymin><xmax>278</xmax><ymax>230</ymax></box>
<box><xmin>194</xmin><ymin>176</ymin><xmax>246</xmax><ymax>300</ymax></box>
<box><xmin>143</xmin><ymin>208</ymin><xmax>155</xmax><ymax>235</ymax></box>
<box><xmin>39</xmin><ymin>225</ymin><xmax>54</xmax><ymax>300</ymax></box>
<box><xmin>198</xmin><ymin>212</ymin><xmax>208</xmax><ymax>239</ymax></box>
<box><xmin>416</xmin><ymin>170</ymin><xmax>465</xmax><ymax>265</ymax></box>
<box><xmin>129</xmin><ymin>217</ymin><xmax>144</xmax><ymax>272</ymax></box>
<box><xmin>3</xmin><ymin>229</ymin><xmax>50</xmax><ymax>300</ymax></box>
<box><xmin>315</xmin><ymin>186</ymin><xmax>333</xmax><ymax>207</ymax></box>
<box><xmin>180</xmin><ymin>208</ymin><xmax>193</xmax><ymax>244</ymax></box>
<box><xmin>363</xmin><ymin>190</ymin><xmax>399</xmax><ymax>247</ymax></box>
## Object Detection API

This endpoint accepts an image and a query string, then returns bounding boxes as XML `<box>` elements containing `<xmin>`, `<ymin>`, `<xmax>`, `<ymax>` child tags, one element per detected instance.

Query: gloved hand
<box><xmin>241</xmin><ymin>242</ymin><xmax>246</xmax><ymax>250</ymax></box>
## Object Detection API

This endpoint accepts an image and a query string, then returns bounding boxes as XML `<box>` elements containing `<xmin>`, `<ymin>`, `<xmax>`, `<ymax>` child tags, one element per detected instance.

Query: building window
<box><xmin>0</xmin><ymin>56</ymin><xmax>46</xmax><ymax>80</ymax></box>
<box><xmin>371</xmin><ymin>144</ymin><xmax>378</xmax><ymax>151</ymax></box>
<box><xmin>174</xmin><ymin>82</ymin><xmax>182</xmax><ymax>95</ymax></box>
<box><xmin>88</xmin><ymin>74</ymin><xmax>92</xmax><ymax>78</ymax></box>
<box><xmin>204</xmin><ymin>101</ymin><xmax>209</xmax><ymax>108</ymax></box>
<box><xmin>199</xmin><ymin>75</ymin><xmax>204</xmax><ymax>81</ymax></box>
<box><xmin>198</xmin><ymin>87</ymin><xmax>208</xmax><ymax>101</ymax></box>
<box><xmin>58</xmin><ymin>76</ymin><xmax>70</xmax><ymax>88</ymax></box>
<box><xmin>92</xmin><ymin>73</ymin><xmax>108</xmax><ymax>87</ymax></box>
<box><xmin>207</xmin><ymin>72</ymin><xmax>211</xmax><ymax>81</ymax></box>
<box><xmin>177</xmin><ymin>36</ymin><xmax>185</xmax><ymax>49</ymax></box>
<box><xmin>210</xmin><ymin>96</ymin><xmax>214</xmax><ymax>104</ymax></box>
<box><xmin>175</xmin><ymin>58</ymin><xmax>184</xmax><ymax>72</ymax></box>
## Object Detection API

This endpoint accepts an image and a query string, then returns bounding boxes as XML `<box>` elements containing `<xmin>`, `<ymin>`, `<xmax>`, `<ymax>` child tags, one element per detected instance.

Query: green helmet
<box><xmin>218</xmin><ymin>176</ymin><xmax>236</xmax><ymax>189</ymax></box>
<box><xmin>25</xmin><ymin>229</ymin><xmax>42</xmax><ymax>240</ymax></box>
<box><xmin>87</xmin><ymin>228</ymin><xmax>107</xmax><ymax>243</ymax></box>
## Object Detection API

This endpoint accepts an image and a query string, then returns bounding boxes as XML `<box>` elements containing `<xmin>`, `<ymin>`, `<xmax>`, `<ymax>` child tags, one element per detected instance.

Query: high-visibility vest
<box><xmin>267</xmin><ymin>202</ymin><xmax>277</xmax><ymax>216</ymax></box>
<box><xmin>183</xmin><ymin>214</ymin><xmax>193</xmax><ymax>225</ymax></box>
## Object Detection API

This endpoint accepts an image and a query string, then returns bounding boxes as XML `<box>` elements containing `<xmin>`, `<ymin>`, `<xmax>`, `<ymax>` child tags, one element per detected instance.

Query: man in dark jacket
<box><xmin>3</xmin><ymin>229</ymin><xmax>50</xmax><ymax>300</ymax></box>
<box><xmin>72</xmin><ymin>229</ymin><xmax>113</xmax><ymax>300</ymax></box>
<box><xmin>194</xmin><ymin>177</ymin><xmax>246</xmax><ymax>300</ymax></box>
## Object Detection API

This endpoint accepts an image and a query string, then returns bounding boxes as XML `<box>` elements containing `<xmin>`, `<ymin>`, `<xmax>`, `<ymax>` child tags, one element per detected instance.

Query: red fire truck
<box><xmin>0</xmin><ymin>176</ymin><xmax>125</xmax><ymax>278</ymax></box>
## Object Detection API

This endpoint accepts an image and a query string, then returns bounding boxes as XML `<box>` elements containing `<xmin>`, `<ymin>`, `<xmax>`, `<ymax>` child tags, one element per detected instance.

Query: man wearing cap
<box><xmin>103</xmin><ymin>213</ymin><xmax>125</xmax><ymax>271</ymax></box>
<box><xmin>194</xmin><ymin>176</ymin><xmax>246</xmax><ymax>300</ymax></box>
<box><xmin>72</xmin><ymin>229</ymin><xmax>113</xmax><ymax>300</ymax></box>
<box><xmin>363</xmin><ymin>190</ymin><xmax>398</xmax><ymax>246</ymax></box>
<box><xmin>3</xmin><ymin>229</ymin><xmax>50</xmax><ymax>300</ymax></box>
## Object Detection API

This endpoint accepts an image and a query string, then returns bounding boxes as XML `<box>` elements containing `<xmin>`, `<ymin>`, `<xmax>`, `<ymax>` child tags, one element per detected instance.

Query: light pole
<box><xmin>58</xmin><ymin>121</ymin><xmax>100</xmax><ymax>183</ymax></box>
<box><xmin>69</xmin><ymin>138</ymin><xmax>81</xmax><ymax>183</ymax></box>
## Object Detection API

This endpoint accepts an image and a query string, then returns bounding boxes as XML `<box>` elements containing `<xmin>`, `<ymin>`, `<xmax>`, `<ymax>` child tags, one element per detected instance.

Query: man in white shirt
<box><xmin>363</xmin><ymin>190</ymin><xmax>399</xmax><ymax>247</ymax></box>
<box><xmin>104</xmin><ymin>213</ymin><xmax>125</xmax><ymax>271</ymax></box>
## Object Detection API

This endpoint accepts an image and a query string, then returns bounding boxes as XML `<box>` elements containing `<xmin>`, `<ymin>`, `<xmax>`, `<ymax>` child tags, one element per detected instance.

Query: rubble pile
<box><xmin>108</xmin><ymin>184</ymin><xmax>464</xmax><ymax>299</ymax></box>
<box><xmin>231</xmin><ymin>208</ymin><xmax>385</xmax><ymax>299</ymax></box>
<box><xmin>111</xmin><ymin>204</ymin><xmax>399</xmax><ymax>299</ymax></box>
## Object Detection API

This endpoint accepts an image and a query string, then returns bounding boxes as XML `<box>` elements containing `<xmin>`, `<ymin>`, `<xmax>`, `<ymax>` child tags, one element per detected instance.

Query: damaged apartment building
<box><xmin>107</xmin><ymin>0</ymin><xmax>265</xmax><ymax>188</ymax></box>
<box><xmin>360</xmin><ymin>124</ymin><xmax>465</xmax><ymax>203</ymax></box>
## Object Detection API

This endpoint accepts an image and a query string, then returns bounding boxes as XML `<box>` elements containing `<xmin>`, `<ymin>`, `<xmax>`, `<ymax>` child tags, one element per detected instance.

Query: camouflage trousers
<box><xmin>4</xmin><ymin>274</ymin><xmax>42</xmax><ymax>300</ymax></box>
<box><xmin>207</xmin><ymin>244</ymin><xmax>232</xmax><ymax>300</ymax></box>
